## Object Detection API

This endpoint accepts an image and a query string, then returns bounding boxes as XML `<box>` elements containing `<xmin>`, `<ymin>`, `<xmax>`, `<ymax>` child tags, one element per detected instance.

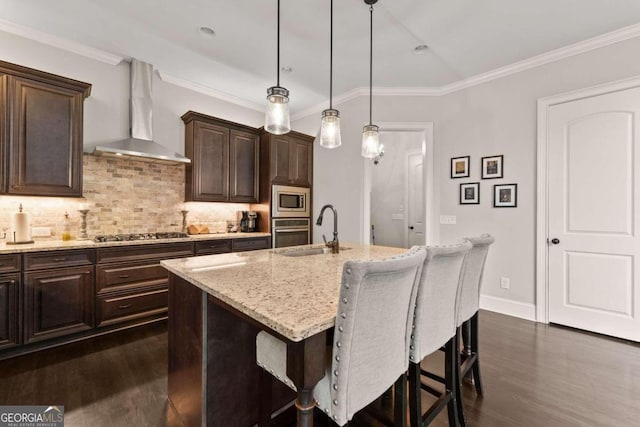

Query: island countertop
<box><xmin>161</xmin><ymin>243</ymin><xmax>406</xmax><ymax>342</ymax></box>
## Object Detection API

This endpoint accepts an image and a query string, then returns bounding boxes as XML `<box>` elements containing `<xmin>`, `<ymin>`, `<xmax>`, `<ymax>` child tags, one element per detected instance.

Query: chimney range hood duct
<box><xmin>93</xmin><ymin>59</ymin><xmax>190</xmax><ymax>164</ymax></box>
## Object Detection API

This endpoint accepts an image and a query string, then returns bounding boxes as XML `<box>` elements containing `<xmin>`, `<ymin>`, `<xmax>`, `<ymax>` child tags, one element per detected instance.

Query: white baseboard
<box><xmin>479</xmin><ymin>295</ymin><xmax>536</xmax><ymax>321</ymax></box>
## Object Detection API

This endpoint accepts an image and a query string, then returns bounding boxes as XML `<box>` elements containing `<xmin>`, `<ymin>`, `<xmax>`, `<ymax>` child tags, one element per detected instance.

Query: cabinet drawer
<box><xmin>24</xmin><ymin>250</ymin><xmax>94</xmax><ymax>271</ymax></box>
<box><xmin>96</xmin><ymin>242</ymin><xmax>194</xmax><ymax>264</ymax></box>
<box><xmin>232</xmin><ymin>237</ymin><xmax>270</xmax><ymax>252</ymax></box>
<box><xmin>96</xmin><ymin>261</ymin><xmax>168</xmax><ymax>294</ymax></box>
<box><xmin>0</xmin><ymin>254</ymin><xmax>21</xmax><ymax>274</ymax></box>
<box><xmin>97</xmin><ymin>288</ymin><xmax>168</xmax><ymax>327</ymax></box>
<box><xmin>195</xmin><ymin>239</ymin><xmax>232</xmax><ymax>255</ymax></box>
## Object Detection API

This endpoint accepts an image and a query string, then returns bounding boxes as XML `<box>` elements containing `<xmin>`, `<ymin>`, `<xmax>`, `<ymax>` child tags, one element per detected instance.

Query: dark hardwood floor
<box><xmin>0</xmin><ymin>311</ymin><xmax>638</xmax><ymax>426</ymax></box>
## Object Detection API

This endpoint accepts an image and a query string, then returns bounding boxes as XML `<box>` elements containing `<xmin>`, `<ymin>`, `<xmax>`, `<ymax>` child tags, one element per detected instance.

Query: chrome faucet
<box><xmin>316</xmin><ymin>204</ymin><xmax>339</xmax><ymax>254</ymax></box>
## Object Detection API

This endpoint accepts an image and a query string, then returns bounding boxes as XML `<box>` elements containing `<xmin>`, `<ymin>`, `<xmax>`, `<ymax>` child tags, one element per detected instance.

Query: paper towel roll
<box><xmin>11</xmin><ymin>211</ymin><xmax>31</xmax><ymax>243</ymax></box>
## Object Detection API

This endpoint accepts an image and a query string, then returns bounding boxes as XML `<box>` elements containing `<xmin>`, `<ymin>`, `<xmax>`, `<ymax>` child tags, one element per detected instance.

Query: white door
<box><xmin>407</xmin><ymin>152</ymin><xmax>425</xmax><ymax>247</ymax></box>
<box><xmin>548</xmin><ymin>86</ymin><xmax>640</xmax><ymax>342</ymax></box>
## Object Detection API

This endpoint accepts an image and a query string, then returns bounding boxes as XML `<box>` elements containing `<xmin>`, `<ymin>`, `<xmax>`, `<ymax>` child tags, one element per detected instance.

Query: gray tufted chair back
<box><xmin>328</xmin><ymin>247</ymin><xmax>426</xmax><ymax>425</ymax></box>
<box><xmin>456</xmin><ymin>235</ymin><xmax>495</xmax><ymax>326</ymax></box>
<box><xmin>409</xmin><ymin>241</ymin><xmax>472</xmax><ymax>363</ymax></box>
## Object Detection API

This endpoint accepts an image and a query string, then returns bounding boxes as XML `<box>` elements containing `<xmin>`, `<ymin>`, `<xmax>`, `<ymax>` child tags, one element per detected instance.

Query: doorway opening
<box><xmin>363</xmin><ymin>123</ymin><xmax>435</xmax><ymax>248</ymax></box>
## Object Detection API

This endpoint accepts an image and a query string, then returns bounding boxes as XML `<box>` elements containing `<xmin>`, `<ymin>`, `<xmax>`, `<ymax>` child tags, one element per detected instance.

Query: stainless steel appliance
<box><xmin>272</xmin><ymin>185</ymin><xmax>310</xmax><ymax>218</ymax></box>
<box><xmin>272</xmin><ymin>218</ymin><xmax>311</xmax><ymax>248</ymax></box>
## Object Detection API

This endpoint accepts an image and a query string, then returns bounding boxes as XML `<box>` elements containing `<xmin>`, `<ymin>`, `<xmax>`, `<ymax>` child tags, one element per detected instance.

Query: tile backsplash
<box><xmin>0</xmin><ymin>154</ymin><xmax>250</xmax><ymax>240</ymax></box>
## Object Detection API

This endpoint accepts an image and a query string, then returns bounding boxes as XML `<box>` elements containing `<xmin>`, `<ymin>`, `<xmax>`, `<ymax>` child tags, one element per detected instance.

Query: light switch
<box><xmin>500</xmin><ymin>277</ymin><xmax>510</xmax><ymax>289</ymax></box>
<box><xmin>439</xmin><ymin>215</ymin><xmax>457</xmax><ymax>225</ymax></box>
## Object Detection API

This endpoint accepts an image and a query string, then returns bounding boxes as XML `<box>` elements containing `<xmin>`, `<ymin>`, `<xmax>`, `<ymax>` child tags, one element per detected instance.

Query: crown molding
<box><xmin>157</xmin><ymin>71</ymin><xmax>263</xmax><ymax>112</ymax></box>
<box><xmin>0</xmin><ymin>18</ymin><xmax>124</xmax><ymax>66</ymax></box>
<box><xmin>437</xmin><ymin>21</ymin><xmax>640</xmax><ymax>95</ymax></box>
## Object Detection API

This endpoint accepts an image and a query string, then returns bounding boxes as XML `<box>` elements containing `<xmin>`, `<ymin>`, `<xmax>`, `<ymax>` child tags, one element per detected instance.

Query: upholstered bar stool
<box><xmin>256</xmin><ymin>248</ymin><xmax>427</xmax><ymax>426</ymax></box>
<box><xmin>408</xmin><ymin>241</ymin><xmax>472</xmax><ymax>427</ymax></box>
<box><xmin>455</xmin><ymin>235</ymin><xmax>494</xmax><ymax>406</ymax></box>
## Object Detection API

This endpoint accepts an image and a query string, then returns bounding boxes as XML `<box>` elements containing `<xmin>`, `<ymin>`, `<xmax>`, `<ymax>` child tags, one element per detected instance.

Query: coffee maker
<box><xmin>238</xmin><ymin>211</ymin><xmax>258</xmax><ymax>232</ymax></box>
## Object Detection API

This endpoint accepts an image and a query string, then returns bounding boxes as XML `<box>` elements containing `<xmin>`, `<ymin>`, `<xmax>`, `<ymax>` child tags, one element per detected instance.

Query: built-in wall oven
<box><xmin>272</xmin><ymin>218</ymin><xmax>311</xmax><ymax>248</ymax></box>
<box><xmin>271</xmin><ymin>185</ymin><xmax>311</xmax><ymax>248</ymax></box>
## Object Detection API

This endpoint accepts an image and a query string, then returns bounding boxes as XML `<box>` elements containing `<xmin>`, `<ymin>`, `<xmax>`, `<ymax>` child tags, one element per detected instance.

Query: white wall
<box><xmin>0</xmin><ymin>30</ymin><xmax>263</xmax><ymax>156</ymax></box>
<box><xmin>370</xmin><ymin>131</ymin><xmax>423</xmax><ymax>248</ymax></box>
<box><xmin>294</xmin><ymin>36</ymin><xmax>640</xmax><ymax>316</ymax></box>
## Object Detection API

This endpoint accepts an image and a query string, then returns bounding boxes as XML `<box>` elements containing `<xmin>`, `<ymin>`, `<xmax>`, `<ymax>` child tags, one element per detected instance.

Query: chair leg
<box><xmin>258</xmin><ymin>368</ymin><xmax>272</xmax><ymax>427</ymax></box>
<box><xmin>445</xmin><ymin>337</ymin><xmax>463</xmax><ymax>427</ymax></box>
<box><xmin>394</xmin><ymin>374</ymin><xmax>407</xmax><ymax>427</ymax></box>
<box><xmin>451</xmin><ymin>332</ymin><xmax>466</xmax><ymax>427</ymax></box>
<box><xmin>470</xmin><ymin>312</ymin><xmax>484</xmax><ymax>396</ymax></box>
<box><xmin>408</xmin><ymin>362</ymin><xmax>422</xmax><ymax>427</ymax></box>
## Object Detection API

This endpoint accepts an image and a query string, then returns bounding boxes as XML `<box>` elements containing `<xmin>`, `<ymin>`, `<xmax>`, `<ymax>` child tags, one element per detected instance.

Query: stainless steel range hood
<box><xmin>93</xmin><ymin>59</ymin><xmax>190</xmax><ymax>164</ymax></box>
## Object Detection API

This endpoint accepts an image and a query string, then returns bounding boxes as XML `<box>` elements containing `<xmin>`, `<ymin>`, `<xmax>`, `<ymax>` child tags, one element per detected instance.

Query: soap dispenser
<box><xmin>62</xmin><ymin>212</ymin><xmax>71</xmax><ymax>241</ymax></box>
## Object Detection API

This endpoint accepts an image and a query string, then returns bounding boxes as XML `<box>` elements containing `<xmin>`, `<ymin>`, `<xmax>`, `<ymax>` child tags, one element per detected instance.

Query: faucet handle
<box><xmin>322</xmin><ymin>234</ymin><xmax>328</xmax><ymax>245</ymax></box>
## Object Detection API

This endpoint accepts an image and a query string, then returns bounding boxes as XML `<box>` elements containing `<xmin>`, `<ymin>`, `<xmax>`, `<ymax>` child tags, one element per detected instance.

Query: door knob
<box><xmin>550</xmin><ymin>238</ymin><xmax>560</xmax><ymax>245</ymax></box>
<box><xmin>408</xmin><ymin>226</ymin><xmax>414</xmax><ymax>230</ymax></box>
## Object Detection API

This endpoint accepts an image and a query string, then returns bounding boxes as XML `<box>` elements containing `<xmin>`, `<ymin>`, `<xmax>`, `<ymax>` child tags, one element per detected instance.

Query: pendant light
<box><xmin>319</xmin><ymin>0</ymin><xmax>342</xmax><ymax>149</ymax></box>
<box><xmin>361</xmin><ymin>0</ymin><xmax>380</xmax><ymax>159</ymax></box>
<box><xmin>265</xmin><ymin>0</ymin><xmax>291</xmax><ymax>135</ymax></box>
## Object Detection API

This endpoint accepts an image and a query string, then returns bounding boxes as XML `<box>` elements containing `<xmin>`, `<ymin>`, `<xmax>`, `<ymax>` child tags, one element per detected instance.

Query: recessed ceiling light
<box><xmin>413</xmin><ymin>44</ymin><xmax>429</xmax><ymax>55</ymax></box>
<box><xmin>199</xmin><ymin>26</ymin><xmax>216</xmax><ymax>38</ymax></box>
<box><xmin>281</xmin><ymin>66</ymin><xmax>293</xmax><ymax>73</ymax></box>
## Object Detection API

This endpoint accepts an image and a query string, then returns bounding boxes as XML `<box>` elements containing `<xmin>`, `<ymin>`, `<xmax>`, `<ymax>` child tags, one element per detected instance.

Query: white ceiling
<box><xmin>2</xmin><ymin>0</ymin><xmax>640</xmax><ymax>113</ymax></box>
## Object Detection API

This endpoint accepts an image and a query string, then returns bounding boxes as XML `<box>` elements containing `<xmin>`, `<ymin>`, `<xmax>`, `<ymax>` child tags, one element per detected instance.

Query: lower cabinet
<box><xmin>96</xmin><ymin>287</ymin><xmax>168</xmax><ymax>327</ymax></box>
<box><xmin>23</xmin><ymin>266</ymin><xmax>94</xmax><ymax>344</ymax></box>
<box><xmin>0</xmin><ymin>273</ymin><xmax>20</xmax><ymax>350</ymax></box>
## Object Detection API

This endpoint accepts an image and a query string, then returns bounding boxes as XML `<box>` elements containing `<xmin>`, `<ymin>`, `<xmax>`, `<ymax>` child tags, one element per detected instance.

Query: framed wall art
<box><xmin>481</xmin><ymin>155</ymin><xmax>504</xmax><ymax>179</ymax></box>
<box><xmin>451</xmin><ymin>156</ymin><xmax>470</xmax><ymax>178</ymax></box>
<box><xmin>494</xmin><ymin>183</ymin><xmax>517</xmax><ymax>207</ymax></box>
<box><xmin>460</xmin><ymin>182</ymin><xmax>480</xmax><ymax>205</ymax></box>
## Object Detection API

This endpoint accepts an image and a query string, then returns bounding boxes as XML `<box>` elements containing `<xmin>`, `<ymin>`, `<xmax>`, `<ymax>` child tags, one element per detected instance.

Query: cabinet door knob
<box><xmin>550</xmin><ymin>238</ymin><xmax>560</xmax><ymax>245</ymax></box>
<box><xmin>53</xmin><ymin>257</ymin><xmax>67</xmax><ymax>262</ymax></box>
<box><xmin>119</xmin><ymin>275</ymin><xmax>130</xmax><ymax>279</ymax></box>
<box><xmin>408</xmin><ymin>226</ymin><xmax>414</xmax><ymax>230</ymax></box>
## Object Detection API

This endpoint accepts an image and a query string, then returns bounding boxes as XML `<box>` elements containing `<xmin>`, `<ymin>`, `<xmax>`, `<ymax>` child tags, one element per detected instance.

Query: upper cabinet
<box><xmin>260</xmin><ymin>131</ymin><xmax>314</xmax><ymax>188</ymax></box>
<box><xmin>0</xmin><ymin>60</ymin><xmax>91</xmax><ymax>197</ymax></box>
<box><xmin>182</xmin><ymin>112</ymin><xmax>259</xmax><ymax>203</ymax></box>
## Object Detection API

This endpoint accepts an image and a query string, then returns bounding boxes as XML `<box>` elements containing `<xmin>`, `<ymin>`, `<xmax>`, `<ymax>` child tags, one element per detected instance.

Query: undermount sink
<box><xmin>279</xmin><ymin>246</ymin><xmax>352</xmax><ymax>257</ymax></box>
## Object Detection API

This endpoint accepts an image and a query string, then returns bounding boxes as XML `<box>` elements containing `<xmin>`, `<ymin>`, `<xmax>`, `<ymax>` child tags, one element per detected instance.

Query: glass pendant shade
<box><xmin>361</xmin><ymin>124</ymin><xmax>380</xmax><ymax>158</ymax></box>
<box><xmin>319</xmin><ymin>109</ymin><xmax>342</xmax><ymax>149</ymax></box>
<box><xmin>265</xmin><ymin>86</ymin><xmax>291</xmax><ymax>135</ymax></box>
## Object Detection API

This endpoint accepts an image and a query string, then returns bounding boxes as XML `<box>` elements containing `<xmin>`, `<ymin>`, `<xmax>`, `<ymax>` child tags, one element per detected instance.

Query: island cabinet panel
<box><xmin>0</xmin><ymin>273</ymin><xmax>20</xmax><ymax>350</ymax></box>
<box><xmin>23</xmin><ymin>265</ymin><xmax>94</xmax><ymax>344</ymax></box>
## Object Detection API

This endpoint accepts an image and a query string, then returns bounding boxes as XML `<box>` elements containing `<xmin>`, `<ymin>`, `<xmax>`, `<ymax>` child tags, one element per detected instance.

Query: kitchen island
<box><xmin>161</xmin><ymin>243</ymin><xmax>406</xmax><ymax>427</ymax></box>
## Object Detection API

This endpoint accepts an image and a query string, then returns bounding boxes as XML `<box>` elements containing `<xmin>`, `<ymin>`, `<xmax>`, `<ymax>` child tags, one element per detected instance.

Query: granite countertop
<box><xmin>161</xmin><ymin>243</ymin><xmax>407</xmax><ymax>342</ymax></box>
<box><xmin>0</xmin><ymin>232</ymin><xmax>271</xmax><ymax>254</ymax></box>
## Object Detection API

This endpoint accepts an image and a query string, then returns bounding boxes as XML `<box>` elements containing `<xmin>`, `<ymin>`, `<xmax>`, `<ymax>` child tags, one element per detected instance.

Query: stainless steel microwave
<box><xmin>272</xmin><ymin>185</ymin><xmax>310</xmax><ymax>218</ymax></box>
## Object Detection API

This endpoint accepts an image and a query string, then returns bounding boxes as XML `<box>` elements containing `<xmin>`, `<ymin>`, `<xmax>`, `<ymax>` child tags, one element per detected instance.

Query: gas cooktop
<box><xmin>93</xmin><ymin>232</ymin><xmax>189</xmax><ymax>243</ymax></box>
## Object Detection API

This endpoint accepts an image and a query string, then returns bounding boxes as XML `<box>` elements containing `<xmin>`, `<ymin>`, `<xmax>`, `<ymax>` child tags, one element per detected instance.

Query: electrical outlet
<box><xmin>32</xmin><ymin>227</ymin><xmax>52</xmax><ymax>237</ymax></box>
<box><xmin>439</xmin><ymin>215</ymin><xmax>457</xmax><ymax>225</ymax></box>
<box><xmin>500</xmin><ymin>276</ymin><xmax>510</xmax><ymax>289</ymax></box>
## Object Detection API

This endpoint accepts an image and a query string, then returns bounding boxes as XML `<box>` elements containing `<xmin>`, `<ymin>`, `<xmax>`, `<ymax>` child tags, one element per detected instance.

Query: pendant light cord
<box><xmin>277</xmin><ymin>0</ymin><xmax>281</xmax><ymax>87</ymax></box>
<box><xmin>329</xmin><ymin>0</ymin><xmax>333</xmax><ymax>109</ymax></box>
<box><xmin>369</xmin><ymin>4</ymin><xmax>373</xmax><ymax>125</ymax></box>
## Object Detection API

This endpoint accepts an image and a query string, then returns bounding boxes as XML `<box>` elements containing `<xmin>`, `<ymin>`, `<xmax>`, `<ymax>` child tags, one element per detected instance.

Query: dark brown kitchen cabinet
<box><xmin>23</xmin><ymin>266</ymin><xmax>94</xmax><ymax>344</ymax></box>
<box><xmin>260</xmin><ymin>131</ymin><xmax>314</xmax><ymax>188</ymax></box>
<box><xmin>0</xmin><ymin>60</ymin><xmax>91</xmax><ymax>197</ymax></box>
<box><xmin>182</xmin><ymin>111</ymin><xmax>259</xmax><ymax>203</ymax></box>
<box><xmin>0</xmin><ymin>273</ymin><xmax>20</xmax><ymax>351</ymax></box>
<box><xmin>0</xmin><ymin>73</ymin><xmax>6</xmax><ymax>194</ymax></box>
